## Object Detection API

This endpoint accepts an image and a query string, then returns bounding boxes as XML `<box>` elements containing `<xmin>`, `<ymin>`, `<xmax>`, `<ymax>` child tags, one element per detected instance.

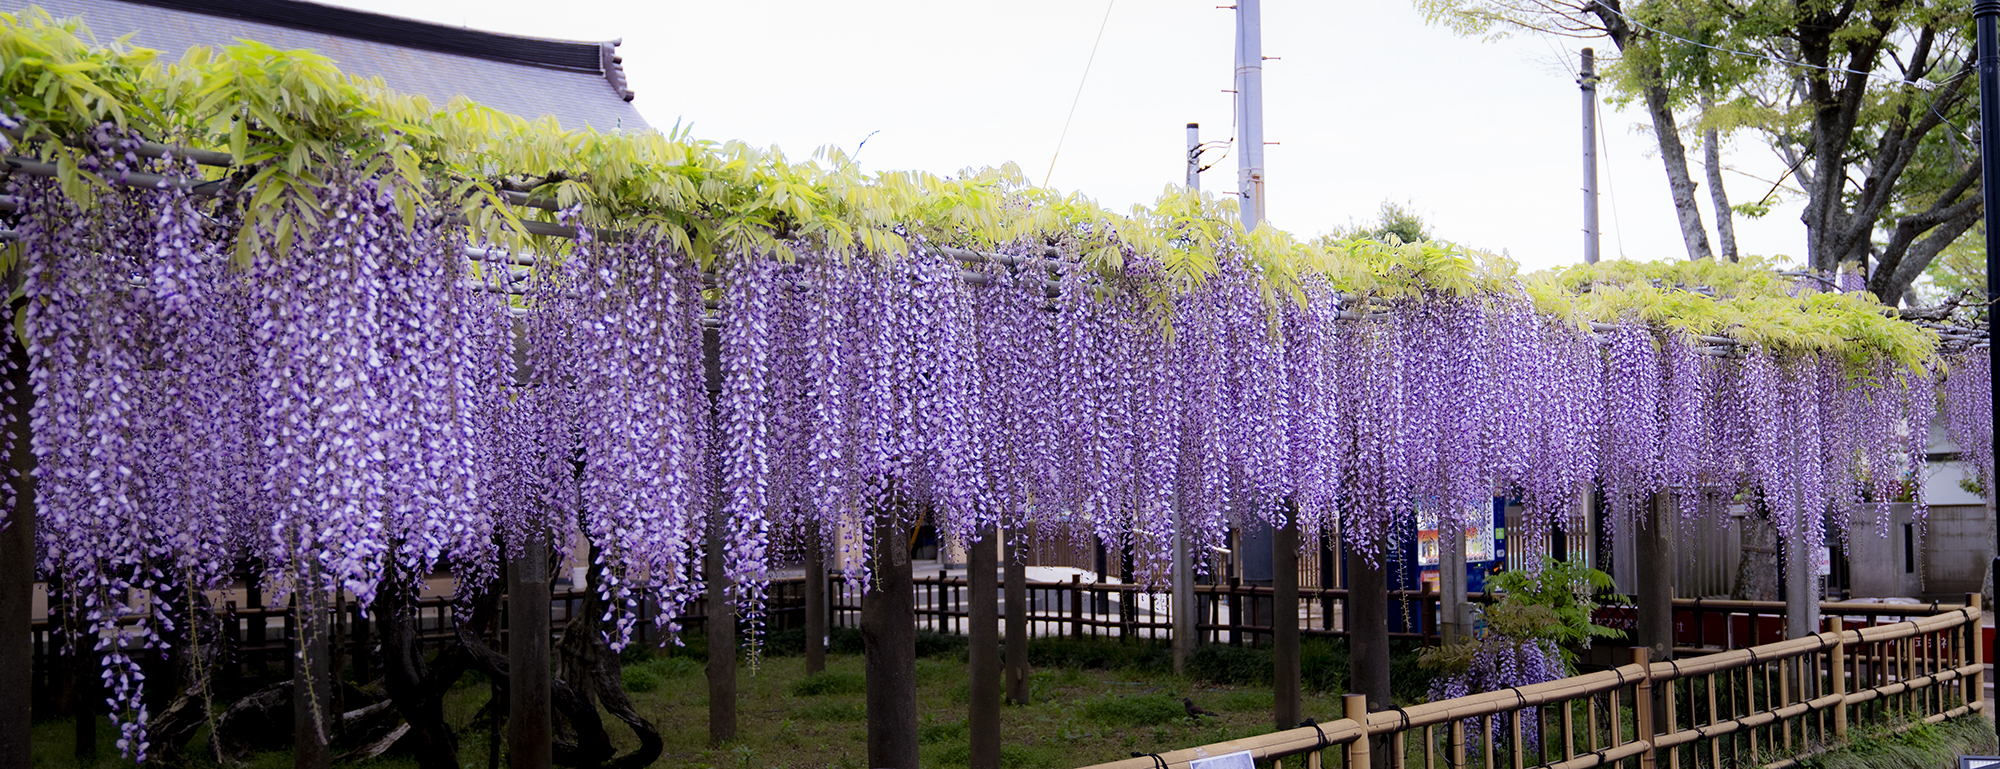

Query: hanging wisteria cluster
<box><xmin>7</xmin><ymin>135</ymin><xmax>1987</xmax><ymax>760</ymax></box>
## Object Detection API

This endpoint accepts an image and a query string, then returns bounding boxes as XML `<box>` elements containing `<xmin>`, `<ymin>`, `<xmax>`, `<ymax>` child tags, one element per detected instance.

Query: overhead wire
<box><xmin>1042</xmin><ymin>0</ymin><xmax>1118</xmax><ymax>188</ymax></box>
<box><xmin>1593</xmin><ymin>97</ymin><xmax>1628</xmax><ymax>259</ymax></box>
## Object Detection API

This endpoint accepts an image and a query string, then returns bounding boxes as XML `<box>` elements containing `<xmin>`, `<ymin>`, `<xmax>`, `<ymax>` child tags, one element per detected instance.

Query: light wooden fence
<box><xmin>1079</xmin><ymin>597</ymin><xmax>1986</xmax><ymax>769</ymax></box>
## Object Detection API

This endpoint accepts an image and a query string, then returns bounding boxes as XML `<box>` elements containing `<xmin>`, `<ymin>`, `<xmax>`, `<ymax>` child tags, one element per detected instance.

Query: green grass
<box><xmin>1080</xmin><ymin>693</ymin><xmax>1186</xmax><ymax>727</ymax></box>
<box><xmin>792</xmin><ymin>671</ymin><xmax>865</xmax><ymax>696</ymax></box>
<box><xmin>29</xmin><ymin>634</ymin><xmax>1425</xmax><ymax>769</ymax></box>
<box><xmin>1802</xmin><ymin>714</ymin><xmax>1997</xmax><ymax>769</ymax></box>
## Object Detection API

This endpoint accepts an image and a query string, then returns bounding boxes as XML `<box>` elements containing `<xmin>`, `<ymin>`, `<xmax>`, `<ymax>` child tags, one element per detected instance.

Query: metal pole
<box><xmin>1170</xmin><ymin>99</ymin><xmax>1196</xmax><ymax>665</ymax></box>
<box><xmin>1186</xmin><ymin>122</ymin><xmax>1202</xmax><ymax>192</ymax></box>
<box><xmin>1582</xmin><ymin>48</ymin><xmax>1601</xmax><ymax>265</ymax></box>
<box><xmin>1235</xmin><ymin>0</ymin><xmax>1266</xmax><ymax>230</ymax></box>
<box><xmin>1974</xmin><ymin>0</ymin><xmax>2000</xmax><ymax>746</ymax></box>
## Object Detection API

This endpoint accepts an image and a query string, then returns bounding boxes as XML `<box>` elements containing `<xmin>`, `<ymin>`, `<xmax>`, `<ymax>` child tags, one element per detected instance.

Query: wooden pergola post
<box><xmin>508</xmin><ymin>539</ymin><xmax>552</xmax><ymax>769</ymax></box>
<box><xmin>294</xmin><ymin>575</ymin><xmax>331</xmax><ymax>769</ymax></box>
<box><xmin>1273</xmin><ymin>515</ymin><xmax>1300</xmax><ymax>730</ymax></box>
<box><xmin>864</xmin><ymin>514</ymin><xmax>918</xmax><ymax>769</ymax></box>
<box><xmin>968</xmin><ymin>526</ymin><xmax>1001</xmax><ymax>769</ymax></box>
<box><xmin>804</xmin><ymin>527</ymin><xmax>826</xmax><ymax>675</ymax></box>
<box><xmin>705</xmin><ymin>524</ymin><xmax>737</xmax><ymax>744</ymax></box>
<box><xmin>1004</xmin><ymin>528</ymin><xmax>1030</xmax><ymax>706</ymax></box>
<box><xmin>0</xmin><ymin>317</ymin><xmax>34</xmax><ymax>769</ymax></box>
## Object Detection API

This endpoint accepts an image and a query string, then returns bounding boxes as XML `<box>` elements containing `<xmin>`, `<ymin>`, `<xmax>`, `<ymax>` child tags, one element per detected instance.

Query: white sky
<box><xmin>329</xmin><ymin>0</ymin><xmax>1811</xmax><ymax>275</ymax></box>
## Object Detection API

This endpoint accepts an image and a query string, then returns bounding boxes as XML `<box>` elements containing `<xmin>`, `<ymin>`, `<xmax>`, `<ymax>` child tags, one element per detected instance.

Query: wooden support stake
<box><xmin>1706</xmin><ymin>672</ymin><xmax>1720</xmax><ymax>769</ymax></box>
<box><xmin>1664</xmin><ymin>673</ymin><xmax>1680</xmax><ymax>769</ymax></box>
<box><xmin>1587</xmin><ymin>693</ymin><xmax>1600</xmax><ymax>753</ymax></box>
<box><xmin>0</xmin><ymin>322</ymin><xmax>32</xmax><ymax>769</ymax></box>
<box><xmin>1966</xmin><ymin>594</ymin><xmax>1982</xmax><ymax>715</ymax></box>
<box><xmin>1561</xmin><ymin>690</ymin><xmax>1576</xmax><ymax>761</ymax></box>
<box><xmin>1510</xmin><ymin>708</ymin><xmax>1524</xmax><ymax>769</ymax></box>
<box><xmin>1830</xmin><ymin>617</ymin><xmax>1848</xmax><ymax>740</ymax></box>
<box><xmin>1344</xmin><ymin>694</ymin><xmax>1371</xmax><ymax>769</ymax></box>
<box><xmin>1449</xmin><ymin>719</ymin><xmax>1465</xmax><ymax>769</ymax></box>
<box><xmin>1633</xmin><ymin>647</ymin><xmax>1656</xmax><ymax>769</ymax></box>
<box><xmin>968</xmin><ymin>527</ymin><xmax>1001</xmax><ymax>769</ymax></box>
<box><xmin>1481</xmin><ymin>712</ymin><xmax>1494</xmax><ymax>769</ymax></box>
<box><xmin>507</xmin><ymin>538</ymin><xmax>552</xmax><ymax>769</ymax></box>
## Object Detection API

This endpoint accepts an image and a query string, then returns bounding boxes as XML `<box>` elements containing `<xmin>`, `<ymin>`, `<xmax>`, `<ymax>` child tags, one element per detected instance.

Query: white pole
<box><xmin>1186</xmin><ymin>122</ymin><xmax>1202</xmax><ymax>192</ymax></box>
<box><xmin>1582</xmin><ymin>48</ymin><xmax>1600</xmax><ymax>265</ymax></box>
<box><xmin>1176</xmin><ymin>123</ymin><xmax>1198</xmax><ymax>676</ymax></box>
<box><xmin>1235</xmin><ymin>0</ymin><xmax>1265</xmax><ymax>230</ymax></box>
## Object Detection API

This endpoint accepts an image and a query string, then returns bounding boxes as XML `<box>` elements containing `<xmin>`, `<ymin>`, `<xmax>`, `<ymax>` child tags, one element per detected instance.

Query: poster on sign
<box><xmin>1189</xmin><ymin>751</ymin><xmax>1254</xmax><ymax>769</ymax></box>
<box><xmin>1416</xmin><ymin>502</ymin><xmax>1496</xmax><ymax>568</ymax></box>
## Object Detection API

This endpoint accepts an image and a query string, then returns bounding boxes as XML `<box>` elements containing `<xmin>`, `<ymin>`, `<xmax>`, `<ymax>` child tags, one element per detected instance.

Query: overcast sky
<box><xmin>325</xmin><ymin>0</ymin><xmax>1810</xmax><ymax>275</ymax></box>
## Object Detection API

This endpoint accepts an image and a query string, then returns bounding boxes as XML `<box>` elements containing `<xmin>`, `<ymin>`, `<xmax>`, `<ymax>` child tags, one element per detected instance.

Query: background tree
<box><xmin>1327</xmin><ymin>199</ymin><xmax>1436</xmax><ymax>243</ymax></box>
<box><xmin>1422</xmin><ymin>0</ymin><xmax>1983</xmax><ymax>306</ymax></box>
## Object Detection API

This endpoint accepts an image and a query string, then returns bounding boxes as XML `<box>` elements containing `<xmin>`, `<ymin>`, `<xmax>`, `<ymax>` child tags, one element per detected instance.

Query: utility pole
<box><xmin>1582</xmin><ymin>48</ymin><xmax>1600</xmax><ymax>265</ymax></box>
<box><xmin>1971</xmin><ymin>0</ymin><xmax>2000</xmax><ymax>747</ymax></box>
<box><xmin>1174</xmin><ymin>123</ymin><xmax>1199</xmax><ymax>677</ymax></box>
<box><xmin>1186</xmin><ymin>123</ymin><xmax>1201</xmax><ymax>191</ymax></box>
<box><xmin>1234</xmin><ymin>0</ymin><xmax>1265</xmax><ymax>229</ymax></box>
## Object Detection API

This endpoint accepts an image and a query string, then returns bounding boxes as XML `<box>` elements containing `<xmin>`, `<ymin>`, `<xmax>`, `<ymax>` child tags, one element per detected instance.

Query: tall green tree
<box><xmin>1423</xmin><ymin>0</ymin><xmax>1982</xmax><ymax>306</ymax></box>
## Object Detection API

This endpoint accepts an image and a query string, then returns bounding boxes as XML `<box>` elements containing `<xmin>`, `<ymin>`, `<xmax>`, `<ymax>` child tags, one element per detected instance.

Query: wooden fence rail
<box><xmin>1076</xmin><ymin>596</ymin><xmax>1986</xmax><ymax>769</ymax></box>
<box><xmin>26</xmin><ymin>573</ymin><xmax>1968</xmax><ymax>690</ymax></box>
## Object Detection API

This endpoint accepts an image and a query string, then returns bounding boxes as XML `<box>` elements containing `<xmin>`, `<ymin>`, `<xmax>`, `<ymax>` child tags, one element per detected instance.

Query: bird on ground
<box><xmin>1183</xmin><ymin>697</ymin><xmax>1220</xmax><ymax>719</ymax></box>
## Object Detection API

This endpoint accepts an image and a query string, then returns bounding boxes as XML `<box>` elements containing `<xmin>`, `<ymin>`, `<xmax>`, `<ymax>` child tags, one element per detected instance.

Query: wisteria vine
<box><xmin>4</xmin><ymin>138</ymin><xmax>1986</xmax><ymax>760</ymax></box>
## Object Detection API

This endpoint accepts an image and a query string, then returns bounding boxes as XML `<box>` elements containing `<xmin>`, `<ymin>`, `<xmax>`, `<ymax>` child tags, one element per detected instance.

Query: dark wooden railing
<box><xmin>27</xmin><ymin>573</ymin><xmax>1968</xmax><ymax>691</ymax></box>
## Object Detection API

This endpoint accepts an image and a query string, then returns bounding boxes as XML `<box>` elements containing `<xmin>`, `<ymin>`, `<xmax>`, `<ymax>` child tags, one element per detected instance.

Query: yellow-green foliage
<box><xmin>0</xmin><ymin>8</ymin><xmax>1940</xmax><ymax>369</ymax></box>
<box><xmin>1530</xmin><ymin>257</ymin><xmax>1936</xmax><ymax>371</ymax></box>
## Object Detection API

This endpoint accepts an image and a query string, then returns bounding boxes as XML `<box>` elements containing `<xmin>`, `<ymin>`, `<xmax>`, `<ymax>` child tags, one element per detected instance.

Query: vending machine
<box><xmin>1387</xmin><ymin>497</ymin><xmax>1507</xmax><ymax>635</ymax></box>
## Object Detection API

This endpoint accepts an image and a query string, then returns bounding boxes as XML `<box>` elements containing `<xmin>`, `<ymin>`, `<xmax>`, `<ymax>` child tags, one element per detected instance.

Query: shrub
<box><xmin>1027</xmin><ymin>636</ymin><xmax>1170</xmax><ymax>672</ymax></box>
<box><xmin>914</xmin><ymin>631</ymin><xmax>969</xmax><ymax>660</ymax></box>
<box><xmin>828</xmin><ymin>627</ymin><xmax>866</xmax><ymax>655</ymax></box>
<box><xmin>1188</xmin><ymin>644</ymin><xmax>1270</xmax><ymax>687</ymax></box>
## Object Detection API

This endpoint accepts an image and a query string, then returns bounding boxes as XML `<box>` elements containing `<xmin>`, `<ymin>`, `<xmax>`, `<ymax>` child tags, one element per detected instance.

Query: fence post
<box><xmin>1343</xmin><ymin>693</ymin><xmax>1371</xmax><ymax>769</ymax></box>
<box><xmin>1829</xmin><ymin>616</ymin><xmax>1847</xmax><ymax>741</ymax></box>
<box><xmin>1228</xmin><ymin>577</ymin><xmax>1243</xmax><ymax>647</ymax></box>
<box><xmin>1633</xmin><ymin>647</ymin><xmax>1656</xmax><ymax>769</ymax></box>
<box><xmin>1070</xmin><ymin>574</ymin><xmax>1082</xmax><ymax>639</ymax></box>
<box><xmin>1967</xmin><ymin>593</ymin><xmax>1983</xmax><ymax>715</ymax></box>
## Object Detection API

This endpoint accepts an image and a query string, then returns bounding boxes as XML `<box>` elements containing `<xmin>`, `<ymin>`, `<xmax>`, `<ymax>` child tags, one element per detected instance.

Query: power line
<box><xmin>1043</xmin><ymin>0</ymin><xmax>1118</xmax><ymax>188</ymax></box>
<box><xmin>1594</xmin><ymin>97</ymin><xmax>1628</xmax><ymax>259</ymax></box>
